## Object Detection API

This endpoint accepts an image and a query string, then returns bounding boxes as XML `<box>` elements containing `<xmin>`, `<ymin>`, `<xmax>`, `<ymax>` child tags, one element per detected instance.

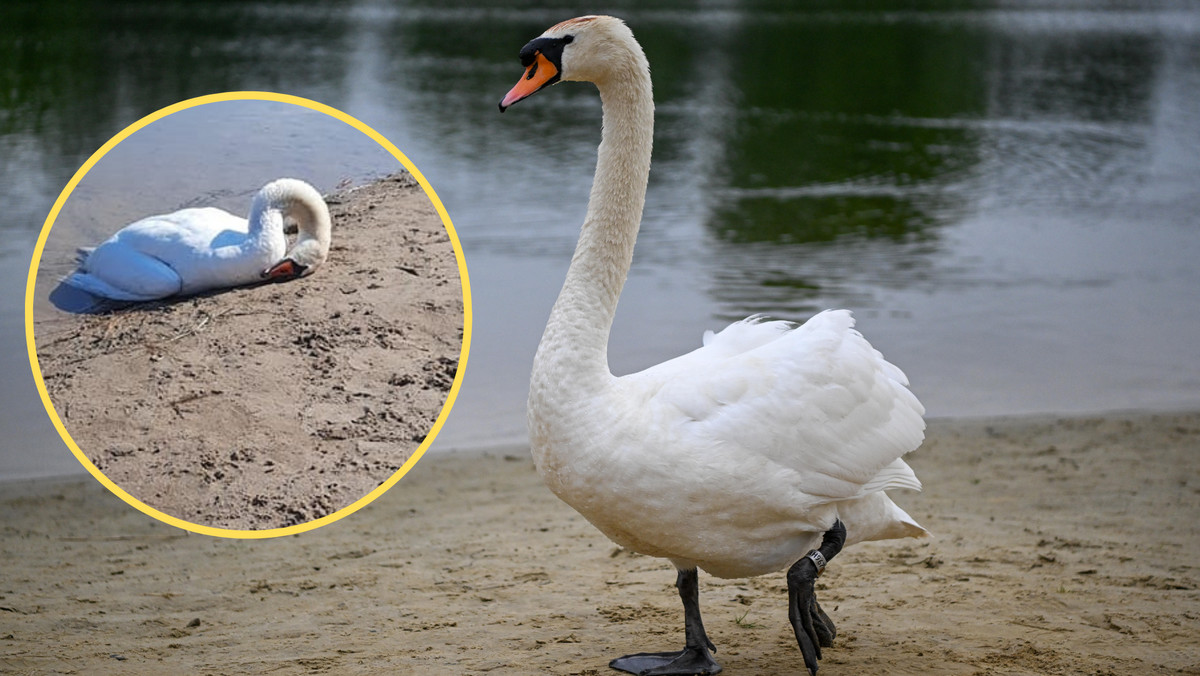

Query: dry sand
<box><xmin>31</xmin><ymin>174</ymin><xmax>465</xmax><ymax>531</ymax></box>
<box><xmin>2</xmin><ymin>411</ymin><xmax>1197</xmax><ymax>674</ymax></box>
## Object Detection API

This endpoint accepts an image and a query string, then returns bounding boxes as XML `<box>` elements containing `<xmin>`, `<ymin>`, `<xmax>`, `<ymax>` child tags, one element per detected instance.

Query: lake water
<box><xmin>3</xmin><ymin>1</ymin><xmax>1200</xmax><ymax>479</ymax></box>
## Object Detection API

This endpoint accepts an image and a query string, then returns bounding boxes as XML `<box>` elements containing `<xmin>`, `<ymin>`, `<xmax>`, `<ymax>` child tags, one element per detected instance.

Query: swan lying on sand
<box><xmin>65</xmin><ymin>178</ymin><xmax>331</xmax><ymax>301</ymax></box>
<box><xmin>501</xmin><ymin>15</ymin><xmax>927</xmax><ymax>675</ymax></box>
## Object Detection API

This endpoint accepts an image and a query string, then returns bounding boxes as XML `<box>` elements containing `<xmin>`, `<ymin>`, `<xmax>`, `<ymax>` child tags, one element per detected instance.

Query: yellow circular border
<box><xmin>24</xmin><ymin>91</ymin><xmax>472</xmax><ymax>539</ymax></box>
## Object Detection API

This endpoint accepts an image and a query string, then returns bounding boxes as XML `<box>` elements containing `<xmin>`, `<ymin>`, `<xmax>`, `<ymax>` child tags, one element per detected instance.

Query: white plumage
<box><xmin>65</xmin><ymin>178</ymin><xmax>331</xmax><ymax>301</ymax></box>
<box><xmin>533</xmin><ymin>310</ymin><xmax>926</xmax><ymax>580</ymax></box>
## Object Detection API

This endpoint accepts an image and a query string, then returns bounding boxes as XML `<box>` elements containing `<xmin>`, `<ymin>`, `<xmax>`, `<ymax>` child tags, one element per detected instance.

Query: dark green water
<box><xmin>4</xmin><ymin>1</ymin><xmax>1200</xmax><ymax>477</ymax></box>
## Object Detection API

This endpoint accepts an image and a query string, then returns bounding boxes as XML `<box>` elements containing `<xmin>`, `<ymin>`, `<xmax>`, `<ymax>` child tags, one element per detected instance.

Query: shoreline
<box><xmin>6</xmin><ymin>403</ymin><xmax>1200</xmax><ymax>485</ymax></box>
<box><xmin>3</xmin><ymin>409</ymin><xmax>1197</xmax><ymax>674</ymax></box>
<box><xmin>7</xmin><ymin>404</ymin><xmax>1197</xmax><ymax>484</ymax></box>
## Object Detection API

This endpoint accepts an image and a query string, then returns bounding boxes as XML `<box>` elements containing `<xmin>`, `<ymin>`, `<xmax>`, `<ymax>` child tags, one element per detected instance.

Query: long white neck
<box><xmin>250</xmin><ymin>179</ymin><xmax>332</xmax><ymax>268</ymax></box>
<box><xmin>246</xmin><ymin>189</ymin><xmax>285</xmax><ymax>246</ymax></box>
<box><xmin>283</xmin><ymin>195</ymin><xmax>333</xmax><ymax>267</ymax></box>
<box><xmin>531</xmin><ymin>47</ymin><xmax>655</xmax><ymax>393</ymax></box>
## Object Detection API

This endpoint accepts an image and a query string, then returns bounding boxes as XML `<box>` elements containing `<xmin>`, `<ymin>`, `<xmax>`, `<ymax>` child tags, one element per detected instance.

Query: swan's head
<box><xmin>258</xmin><ymin>178</ymin><xmax>333</xmax><ymax>281</ymax></box>
<box><xmin>499</xmin><ymin>15</ymin><xmax>642</xmax><ymax>111</ymax></box>
<box><xmin>261</xmin><ymin>237</ymin><xmax>326</xmax><ymax>281</ymax></box>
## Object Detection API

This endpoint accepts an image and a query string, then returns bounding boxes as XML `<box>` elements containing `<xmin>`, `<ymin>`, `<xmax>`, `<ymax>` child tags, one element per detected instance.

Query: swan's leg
<box><xmin>787</xmin><ymin>520</ymin><xmax>846</xmax><ymax>675</ymax></box>
<box><xmin>609</xmin><ymin>568</ymin><xmax>722</xmax><ymax>675</ymax></box>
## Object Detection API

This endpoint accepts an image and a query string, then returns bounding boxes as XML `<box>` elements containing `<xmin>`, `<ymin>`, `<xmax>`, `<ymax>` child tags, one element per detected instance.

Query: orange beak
<box><xmin>499</xmin><ymin>52</ymin><xmax>559</xmax><ymax>111</ymax></box>
<box><xmin>262</xmin><ymin>258</ymin><xmax>301</xmax><ymax>280</ymax></box>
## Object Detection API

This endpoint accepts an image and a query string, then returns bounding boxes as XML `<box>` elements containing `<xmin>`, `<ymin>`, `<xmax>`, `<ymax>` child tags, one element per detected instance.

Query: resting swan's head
<box><xmin>258</xmin><ymin>178</ymin><xmax>333</xmax><ymax>281</ymax></box>
<box><xmin>498</xmin><ymin>15</ymin><xmax>644</xmax><ymax>111</ymax></box>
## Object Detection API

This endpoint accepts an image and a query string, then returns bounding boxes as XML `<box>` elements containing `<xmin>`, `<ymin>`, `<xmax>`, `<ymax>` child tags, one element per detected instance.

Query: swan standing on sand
<box><xmin>65</xmin><ymin>178</ymin><xmax>332</xmax><ymax>301</ymax></box>
<box><xmin>501</xmin><ymin>16</ymin><xmax>927</xmax><ymax>675</ymax></box>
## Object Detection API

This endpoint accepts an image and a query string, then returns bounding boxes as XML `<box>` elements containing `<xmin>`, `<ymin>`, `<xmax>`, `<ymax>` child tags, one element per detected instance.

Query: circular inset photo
<box><xmin>27</xmin><ymin>92</ymin><xmax>470</xmax><ymax>536</ymax></box>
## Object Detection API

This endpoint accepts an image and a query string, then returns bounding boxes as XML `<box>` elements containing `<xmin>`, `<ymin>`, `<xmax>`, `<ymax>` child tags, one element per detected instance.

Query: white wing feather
<box><xmin>627</xmin><ymin>310</ymin><xmax>924</xmax><ymax>502</ymax></box>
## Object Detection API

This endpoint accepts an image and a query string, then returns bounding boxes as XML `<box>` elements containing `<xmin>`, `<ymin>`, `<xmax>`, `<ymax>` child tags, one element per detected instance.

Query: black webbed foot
<box><xmin>813</xmin><ymin>599</ymin><xmax>836</xmax><ymax>648</ymax></box>
<box><xmin>609</xmin><ymin>645</ymin><xmax>722</xmax><ymax>675</ymax></box>
<box><xmin>787</xmin><ymin>520</ymin><xmax>846</xmax><ymax>675</ymax></box>
<box><xmin>609</xmin><ymin>568</ymin><xmax>721</xmax><ymax>675</ymax></box>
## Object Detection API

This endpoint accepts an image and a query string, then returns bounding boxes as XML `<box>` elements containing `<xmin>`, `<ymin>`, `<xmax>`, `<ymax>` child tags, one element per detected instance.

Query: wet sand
<box><xmin>2</xmin><ymin>411</ymin><xmax>1197</xmax><ymax>674</ymax></box>
<box><xmin>31</xmin><ymin>174</ymin><xmax>465</xmax><ymax>531</ymax></box>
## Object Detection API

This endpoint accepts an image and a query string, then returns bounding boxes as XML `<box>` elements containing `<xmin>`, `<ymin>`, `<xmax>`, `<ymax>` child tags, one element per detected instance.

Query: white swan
<box><xmin>64</xmin><ymin>178</ymin><xmax>332</xmax><ymax>301</ymax></box>
<box><xmin>501</xmin><ymin>16</ymin><xmax>928</xmax><ymax>675</ymax></box>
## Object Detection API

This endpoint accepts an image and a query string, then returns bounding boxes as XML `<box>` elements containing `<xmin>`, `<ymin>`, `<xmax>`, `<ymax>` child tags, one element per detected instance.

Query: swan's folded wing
<box><xmin>630</xmin><ymin>310</ymin><xmax>925</xmax><ymax>501</ymax></box>
<box><xmin>112</xmin><ymin>208</ymin><xmax>247</xmax><ymax>259</ymax></box>
<box><xmin>68</xmin><ymin>242</ymin><xmax>184</xmax><ymax>301</ymax></box>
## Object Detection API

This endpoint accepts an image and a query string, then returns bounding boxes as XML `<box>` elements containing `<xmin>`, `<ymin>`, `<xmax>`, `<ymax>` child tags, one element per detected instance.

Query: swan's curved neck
<box><xmin>286</xmin><ymin>198</ymin><xmax>332</xmax><ymax>256</ymax></box>
<box><xmin>246</xmin><ymin>191</ymin><xmax>282</xmax><ymax>240</ymax></box>
<box><xmin>249</xmin><ymin>182</ymin><xmax>332</xmax><ymax>265</ymax></box>
<box><xmin>534</xmin><ymin>54</ymin><xmax>654</xmax><ymax>387</ymax></box>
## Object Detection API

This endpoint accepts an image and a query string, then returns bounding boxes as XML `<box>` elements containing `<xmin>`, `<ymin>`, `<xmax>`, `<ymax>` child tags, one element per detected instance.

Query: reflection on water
<box><xmin>3</xmin><ymin>1</ymin><xmax>1200</xmax><ymax>477</ymax></box>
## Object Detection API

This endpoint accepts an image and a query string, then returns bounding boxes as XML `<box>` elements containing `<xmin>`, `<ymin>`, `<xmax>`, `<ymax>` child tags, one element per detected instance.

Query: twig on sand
<box><xmin>168</xmin><ymin>307</ymin><xmax>237</xmax><ymax>342</ymax></box>
<box><xmin>170</xmin><ymin>389</ymin><xmax>225</xmax><ymax>416</ymax></box>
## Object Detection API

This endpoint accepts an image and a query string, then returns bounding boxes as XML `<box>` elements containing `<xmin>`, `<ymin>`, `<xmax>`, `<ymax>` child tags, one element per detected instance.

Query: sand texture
<box><xmin>31</xmin><ymin>174</ymin><xmax>465</xmax><ymax>531</ymax></box>
<box><xmin>2</xmin><ymin>412</ymin><xmax>1197</xmax><ymax>674</ymax></box>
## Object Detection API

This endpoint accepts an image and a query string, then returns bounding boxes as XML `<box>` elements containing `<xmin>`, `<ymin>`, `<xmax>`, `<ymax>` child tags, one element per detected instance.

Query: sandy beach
<box><xmin>31</xmin><ymin>174</ymin><xmax>465</xmax><ymax>531</ymax></box>
<box><xmin>2</xmin><ymin>411</ymin><xmax>1197</xmax><ymax>674</ymax></box>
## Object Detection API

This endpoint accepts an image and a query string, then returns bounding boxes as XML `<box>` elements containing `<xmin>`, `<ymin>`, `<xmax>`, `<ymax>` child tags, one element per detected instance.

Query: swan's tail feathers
<box><xmin>74</xmin><ymin>247</ymin><xmax>95</xmax><ymax>266</ymax></box>
<box><xmin>888</xmin><ymin>502</ymin><xmax>932</xmax><ymax>540</ymax></box>
<box><xmin>62</xmin><ymin>272</ymin><xmax>162</xmax><ymax>302</ymax></box>
<box><xmin>838</xmin><ymin>491</ymin><xmax>930</xmax><ymax>544</ymax></box>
